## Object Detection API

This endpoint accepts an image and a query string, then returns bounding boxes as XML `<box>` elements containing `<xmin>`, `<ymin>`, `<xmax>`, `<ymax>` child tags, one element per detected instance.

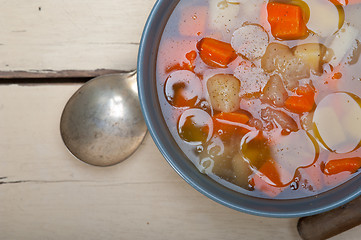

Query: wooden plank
<box><xmin>0</xmin><ymin>0</ymin><xmax>156</xmax><ymax>74</ymax></box>
<box><xmin>0</xmin><ymin>69</ymin><xmax>125</xmax><ymax>79</ymax></box>
<box><xmin>0</xmin><ymin>85</ymin><xmax>360</xmax><ymax>240</ymax></box>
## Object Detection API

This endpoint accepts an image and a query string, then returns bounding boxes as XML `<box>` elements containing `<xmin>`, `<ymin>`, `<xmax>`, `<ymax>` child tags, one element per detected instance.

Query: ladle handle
<box><xmin>297</xmin><ymin>196</ymin><xmax>361</xmax><ymax>240</ymax></box>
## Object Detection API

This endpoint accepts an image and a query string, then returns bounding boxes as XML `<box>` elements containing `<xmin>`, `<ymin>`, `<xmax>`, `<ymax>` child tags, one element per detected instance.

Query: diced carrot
<box><xmin>324</xmin><ymin>157</ymin><xmax>361</xmax><ymax>175</ymax></box>
<box><xmin>172</xmin><ymin>89</ymin><xmax>198</xmax><ymax>108</ymax></box>
<box><xmin>179</xmin><ymin>6</ymin><xmax>207</xmax><ymax>36</ymax></box>
<box><xmin>214</xmin><ymin>112</ymin><xmax>250</xmax><ymax>125</ymax></box>
<box><xmin>197</xmin><ymin>38</ymin><xmax>237</xmax><ymax>68</ymax></box>
<box><xmin>285</xmin><ymin>84</ymin><xmax>315</xmax><ymax>113</ymax></box>
<box><xmin>211</xmin><ymin>112</ymin><xmax>250</xmax><ymax>140</ymax></box>
<box><xmin>186</xmin><ymin>50</ymin><xmax>197</xmax><ymax>64</ymax></box>
<box><xmin>295</xmin><ymin>84</ymin><xmax>315</xmax><ymax>99</ymax></box>
<box><xmin>258</xmin><ymin>159</ymin><xmax>283</xmax><ymax>186</ymax></box>
<box><xmin>330</xmin><ymin>0</ymin><xmax>361</xmax><ymax>5</ymax></box>
<box><xmin>251</xmin><ymin>174</ymin><xmax>285</xmax><ymax>198</ymax></box>
<box><xmin>251</xmin><ymin>159</ymin><xmax>287</xmax><ymax>197</ymax></box>
<box><xmin>285</xmin><ymin>96</ymin><xmax>314</xmax><ymax>113</ymax></box>
<box><xmin>267</xmin><ymin>2</ymin><xmax>308</xmax><ymax>40</ymax></box>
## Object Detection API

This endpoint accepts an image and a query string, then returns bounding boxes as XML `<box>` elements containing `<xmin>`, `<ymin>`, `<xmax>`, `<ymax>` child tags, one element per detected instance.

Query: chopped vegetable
<box><xmin>214</xmin><ymin>112</ymin><xmax>250</xmax><ymax>125</ymax></box>
<box><xmin>267</xmin><ymin>2</ymin><xmax>308</xmax><ymax>40</ymax></box>
<box><xmin>261</xmin><ymin>75</ymin><xmax>288</xmax><ymax>107</ymax></box>
<box><xmin>207</xmin><ymin>74</ymin><xmax>241</xmax><ymax>112</ymax></box>
<box><xmin>324</xmin><ymin>157</ymin><xmax>361</xmax><ymax>175</ymax></box>
<box><xmin>312</xmin><ymin>92</ymin><xmax>361</xmax><ymax>153</ymax></box>
<box><xmin>212</xmin><ymin>112</ymin><xmax>250</xmax><ymax>140</ymax></box>
<box><xmin>285</xmin><ymin>95</ymin><xmax>314</xmax><ymax>114</ymax></box>
<box><xmin>199</xmin><ymin>136</ymin><xmax>237</xmax><ymax>179</ymax></box>
<box><xmin>208</xmin><ymin>0</ymin><xmax>240</xmax><ymax>39</ymax></box>
<box><xmin>284</xmin><ymin>96</ymin><xmax>314</xmax><ymax>114</ymax></box>
<box><xmin>231</xmin><ymin>24</ymin><xmax>269</xmax><ymax>60</ymax></box>
<box><xmin>261</xmin><ymin>43</ymin><xmax>310</xmax><ymax>89</ymax></box>
<box><xmin>232</xmin><ymin>152</ymin><xmax>253</xmax><ymax>189</ymax></box>
<box><xmin>305</xmin><ymin>0</ymin><xmax>342</xmax><ymax>37</ymax></box>
<box><xmin>261</xmin><ymin>107</ymin><xmax>299</xmax><ymax>133</ymax></box>
<box><xmin>234</xmin><ymin>61</ymin><xmax>269</xmax><ymax>97</ymax></box>
<box><xmin>327</xmin><ymin>23</ymin><xmax>359</xmax><ymax>66</ymax></box>
<box><xmin>257</xmin><ymin>159</ymin><xmax>283</xmax><ymax>186</ymax></box>
<box><xmin>197</xmin><ymin>38</ymin><xmax>237</xmax><ymax>68</ymax></box>
<box><xmin>251</xmin><ymin>174</ymin><xmax>285</xmax><ymax>197</ymax></box>
<box><xmin>284</xmin><ymin>84</ymin><xmax>315</xmax><ymax>114</ymax></box>
<box><xmin>293</xmin><ymin>43</ymin><xmax>329</xmax><ymax>74</ymax></box>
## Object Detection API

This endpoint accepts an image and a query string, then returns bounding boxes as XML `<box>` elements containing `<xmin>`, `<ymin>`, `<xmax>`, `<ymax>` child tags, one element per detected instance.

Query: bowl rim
<box><xmin>137</xmin><ymin>0</ymin><xmax>361</xmax><ymax>218</ymax></box>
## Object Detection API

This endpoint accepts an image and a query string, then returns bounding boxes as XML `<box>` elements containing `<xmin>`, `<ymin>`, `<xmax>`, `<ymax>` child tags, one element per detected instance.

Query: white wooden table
<box><xmin>0</xmin><ymin>1</ymin><xmax>360</xmax><ymax>239</ymax></box>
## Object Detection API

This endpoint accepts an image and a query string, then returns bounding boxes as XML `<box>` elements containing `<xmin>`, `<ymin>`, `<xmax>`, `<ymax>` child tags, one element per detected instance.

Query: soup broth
<box><xmin>156</xmin><ymin>0</ymin><xmax>361</xmax><ymax>199</ymax></box>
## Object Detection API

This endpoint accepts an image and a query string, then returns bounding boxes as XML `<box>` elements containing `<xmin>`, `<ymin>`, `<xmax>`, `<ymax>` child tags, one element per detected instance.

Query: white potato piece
<box><xmin>261</xmin><ymin>75</ymin><xmax>288</xmax><ymax>107</ymax></box>
<box><xmin>208</xmin><ymin>0</ymin><xmax>240</xmax><ymax>39</ymax></box>
<box><xmin>261</xmin><ymin>107</ymin><xmax>298</xmax><ymax>133</ymax></box>
<box><xmin>262</xmin><ymin>43</ymin><xmax>310</xmax><ymax>90</ymax></box>
<box><xmin>293</xmin><ymin>43</ymin><xmax>327</xmax><ymax>74</ymax></box>
<box><xmin>327</xmin><ymin>23</ymin><xmax>359</xmax><ymax>66</ymax></box>
<box><xmin>231</xmin><ymin>24</ymin><xmax>269</xmax><ymax>60</ymax></box>
<box><xmin>304</xmin><ymin>0</ymin><xmax>340</xmax><ymax>38</ymax></box>
<box><xmin>232</xmin><ymin>152</ymin><xmax>253</xmax><ymax>188</ymax></box>
<box><xmin>313</xmin><ymin>92</ymin><xmax>361</xmax><ymax>153</ymax></box>
<box><xmin>234</xmin><ymin>61</ymin><xmax>269</xmax><ymax>96</ymax></box>
<box><xmin>207</xmin><ymin>74</ymin><xmax>241</xmax><ymax>113</ymax></box>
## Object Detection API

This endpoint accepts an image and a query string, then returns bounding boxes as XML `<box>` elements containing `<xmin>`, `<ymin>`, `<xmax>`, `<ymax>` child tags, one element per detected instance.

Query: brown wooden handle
<box><xmin>297</xmin><ymin>196</ymin><xmax>361</xmax><ymax>240</ymax></box>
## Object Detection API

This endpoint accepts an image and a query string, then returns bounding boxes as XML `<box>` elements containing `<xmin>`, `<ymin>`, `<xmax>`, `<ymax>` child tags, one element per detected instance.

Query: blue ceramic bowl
<box><xmin>137</xmin><ymin>0</ymin><xmax>361</xmax><ymax>218</ymax></box>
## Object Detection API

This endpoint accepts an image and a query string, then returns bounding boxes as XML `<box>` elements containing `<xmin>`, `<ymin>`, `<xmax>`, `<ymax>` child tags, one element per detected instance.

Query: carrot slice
<box><xmin>251</xmin><ymin>159</ymin><xmax>287</xmax><ymax>197</ymax></box>
<box><xmin>197</xmin><ymin>38</ymin><xmax>237</xmax><ymax>68</ymax></box>
<box><xmin>285</xmin><ymin>85</ymin><xmax>315</xmax><ymax>113</ymax></box>
<box><xmin>324</xmin><ymin>157</ymin><xmax>361</xmax><ymax>175</ymax></box>
<box><xmin>267</xmin><ymin>2</ymin><xmax>308</xmax><ymax>40</ymax></box>
<box><xmin>284</xmin><ymin>96</ymin><xmax>314</xmax><ymax>113</ymax></box>
<box><xmin>212</xmin><ymin>112</ymin><xmax>250</xmax><ymax>140</ymax></box>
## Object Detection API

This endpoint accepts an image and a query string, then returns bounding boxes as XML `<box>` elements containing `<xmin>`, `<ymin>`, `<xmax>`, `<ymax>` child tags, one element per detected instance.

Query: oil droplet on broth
<box><xmin>177</xmin><ymin>108</ymin><xmax>213</xmax><ymax>145</ymax></box>
<box><xmin>164</xmin><ymin>70</ymin><xmax>203</xmax><ymax>108</ymax></box>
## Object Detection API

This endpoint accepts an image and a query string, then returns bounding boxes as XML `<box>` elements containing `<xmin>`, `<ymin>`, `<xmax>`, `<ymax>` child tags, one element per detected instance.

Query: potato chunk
<box><xmin>207</xmin><ymin>74</ymin><xmax>241</xmax><ymax>112</ymax></box>
<box><xmin>234</xmin><ymin>61</ymin><xmax>269</xmax><ymax>97</ymax></box>
<box><xmin>261</xmin><ymin>75</ymin><xmax>288</xmax><ymax>107</ymax></box>
<box><xmin>261</xmin><ymin>43</ymin><xmax>310</xmax><ymax>90</ymax></box>
<box><xmin>293</xmin><ymin>43</ymin><xmax>328</xmax><ymax>74</ymax></box>
<box><xmin>232</xmin><ymin>152</ymin><xmax>253</xmax><ymax>189</ymax></box>
<box><xmin>261</xmin><ymin>107</ymin><xmax>298</xmax><ymax>133</ymax></box>
<box><xmin>231</xmin><ymin>24</ymin><xmax>269</xmax><ymax>60</ymax></box>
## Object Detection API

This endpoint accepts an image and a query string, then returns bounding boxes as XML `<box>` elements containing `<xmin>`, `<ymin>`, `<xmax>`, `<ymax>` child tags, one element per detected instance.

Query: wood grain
<box><xmin>0</xmin><ymin>84</ymin><xmax>360</xmax><ymax>240</ymax></box>
<box><xmin>0</xmin><ymin>0</ymin><xmax>156</xmax><ymax>75</ymax></box>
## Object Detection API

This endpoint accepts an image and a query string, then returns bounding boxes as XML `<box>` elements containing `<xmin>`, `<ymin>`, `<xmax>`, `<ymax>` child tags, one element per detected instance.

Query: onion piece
<box><xmin>231</xmin><ymin>24</ymin><xmax>269</xmax><ymax>60</ymax></box>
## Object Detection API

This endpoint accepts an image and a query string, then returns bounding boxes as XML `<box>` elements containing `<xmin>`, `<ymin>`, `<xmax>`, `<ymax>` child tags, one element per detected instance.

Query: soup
<box><xmin>156</xmin><ymin>0</ymin><xmax>361</xmax><ymax>199</ymax></box>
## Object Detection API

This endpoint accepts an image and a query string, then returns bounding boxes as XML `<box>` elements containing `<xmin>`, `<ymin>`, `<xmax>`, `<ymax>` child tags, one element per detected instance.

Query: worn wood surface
<box><xmin>1</xmin><ymin>84</ymin><xmax>360</xmax><ymax>240</ymax></box>
<box><xmin>0</xmin><ymin>0</ymin><xmax>360</xmax><ymax>239</ymax></box>
<box><xmin>0</xmin><ymin>0</ymin><xmax>156</xmax><ymax>77</ymax></box>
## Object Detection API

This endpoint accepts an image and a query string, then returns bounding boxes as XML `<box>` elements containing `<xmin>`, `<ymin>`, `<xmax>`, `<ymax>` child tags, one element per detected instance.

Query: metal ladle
<box><xmin>60</xmin><ymin>71</ymin><xmax>147</xmax><ymax>166</ymax></box>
